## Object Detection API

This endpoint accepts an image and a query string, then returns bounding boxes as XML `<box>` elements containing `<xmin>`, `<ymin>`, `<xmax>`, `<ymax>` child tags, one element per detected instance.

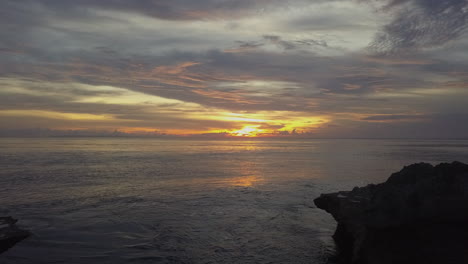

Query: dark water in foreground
<box><xmin>1</xmin><ymin>138</ymin><xmax>468</xmax><ymax>263</ymax></box>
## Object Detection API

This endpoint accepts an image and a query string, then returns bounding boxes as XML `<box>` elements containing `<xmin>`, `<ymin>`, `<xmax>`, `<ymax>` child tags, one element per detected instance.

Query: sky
<box><xmin>1</xmin><ymin>0</ymin><xmax>468</xmax><ymax>138</ymax></box>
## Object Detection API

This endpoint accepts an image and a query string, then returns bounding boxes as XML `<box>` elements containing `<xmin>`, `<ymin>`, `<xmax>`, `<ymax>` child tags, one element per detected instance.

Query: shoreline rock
<box><xmin>0</xmin><ymin>216</ymin><xmax>30</xmax><ymax>254</ymax></box>
<box><xmin>314</xmin><ymin>161</ymin><xmax>468</xmax><ymax>264</ymax></box>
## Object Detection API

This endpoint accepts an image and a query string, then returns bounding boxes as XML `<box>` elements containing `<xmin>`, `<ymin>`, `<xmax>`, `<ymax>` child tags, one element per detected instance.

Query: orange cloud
<box><xmin>152</xmin><ymin>61</ymin><xmax>201</xmax><ymax>75</ymax></box>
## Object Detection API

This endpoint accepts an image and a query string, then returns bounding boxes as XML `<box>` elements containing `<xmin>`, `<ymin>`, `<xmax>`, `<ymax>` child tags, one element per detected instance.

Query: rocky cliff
<box><xmin>0</xmin><ymin>216</ymin><xmax>30</xmax><ymax>254</ymax></box>
<box><xmin>314</xmin><ymin>161</ymin><xmax>468</xmax><ymax>264</ymax></box>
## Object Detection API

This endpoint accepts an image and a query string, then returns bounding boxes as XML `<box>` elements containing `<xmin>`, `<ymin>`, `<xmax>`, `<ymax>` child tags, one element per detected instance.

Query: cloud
<box><xmin>320</xmin><ymin>113</ymin><xmax>468</xmax><ymax>138</ymax></box>
<box><xmin>361</xmin><ymin>114</ymin><xmax>428</xmax><ymax>121</ymax></box>
<box><xmin>1</xmin><ymin>0</ymin><xmax>468</xmax><ymax>138</ymax></box>
<box><xmin>262</xmin><ymin>35</ymin><xmax>330</xmax><ymax>50</ymax></box>
<box><xmin>1</xmin><ymin>0</ymin><xmax>318</xmax><ymax>22</ymax></box>
<box><xmin>370</xmin><ymin>0</ymin><xmax>468</xmax><ymax>52</ymax></box>
<box><xmin>0</xmin><ymin>43</ymin><xmax>460</xmax><ymax>114</ymax></box>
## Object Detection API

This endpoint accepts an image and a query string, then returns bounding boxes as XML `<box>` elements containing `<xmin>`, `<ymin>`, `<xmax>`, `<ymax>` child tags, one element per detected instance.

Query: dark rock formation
<box><xmin>0</xmin><ymin>216</ymin><xmax>30</xmax><ymax>254</ymax></box>
<box><xmin>314</xmin><ymin>161</ymin><xmax>468</xmax><ymax>264</ymax></box>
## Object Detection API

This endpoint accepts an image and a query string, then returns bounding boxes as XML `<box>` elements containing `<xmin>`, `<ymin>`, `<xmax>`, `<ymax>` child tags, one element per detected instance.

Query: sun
<box><xmin>230</xmin><ymin>125</ymin><xmax>263</xmax><ymax>137</ymax></box>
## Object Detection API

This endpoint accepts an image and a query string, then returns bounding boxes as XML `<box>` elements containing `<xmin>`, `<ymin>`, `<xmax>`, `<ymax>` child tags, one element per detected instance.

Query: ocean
<box><xmin>1</xmin><ymin>138</ymin><xmax>467</xmax><ymax>263</ymax></box>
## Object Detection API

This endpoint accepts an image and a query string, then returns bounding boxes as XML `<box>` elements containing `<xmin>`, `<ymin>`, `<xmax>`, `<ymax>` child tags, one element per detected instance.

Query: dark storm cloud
<box><xmin>370</xmin><ymin>0</ymin><xmax>468</xmax><ymax>52</ymax></box>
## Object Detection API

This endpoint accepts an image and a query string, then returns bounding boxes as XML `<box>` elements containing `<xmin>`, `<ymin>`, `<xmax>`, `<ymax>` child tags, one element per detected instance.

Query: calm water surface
<box><xmin>1</xmin><ymin>138</ymin><xmax>468</xmax><ymax>263</ymax></box>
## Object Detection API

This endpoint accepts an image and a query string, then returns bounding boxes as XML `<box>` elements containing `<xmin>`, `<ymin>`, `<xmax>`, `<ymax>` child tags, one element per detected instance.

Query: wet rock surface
<box><xmin>0</xmin><ymin>217</ymin><xmax>30</xmax><ymax>254</ymax></box>
<box><xmin>314</xmin><ymin>161</ymin><xmax>468</xmax><ymax>264</ymax></box>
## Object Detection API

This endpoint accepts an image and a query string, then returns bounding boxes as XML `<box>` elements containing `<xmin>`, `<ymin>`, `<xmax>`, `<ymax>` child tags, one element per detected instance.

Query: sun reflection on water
<box><xmin>224</xmin><ymin>175</ymin><xmax>263</xmax><ymax>187</ymax></box>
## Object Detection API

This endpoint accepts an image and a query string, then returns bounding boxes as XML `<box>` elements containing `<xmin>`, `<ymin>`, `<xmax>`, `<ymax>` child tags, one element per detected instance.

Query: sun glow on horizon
<box><xmin>230</xmin><ymin>125</ymin><xmax>264</xmax><ymax>137</ymax></box>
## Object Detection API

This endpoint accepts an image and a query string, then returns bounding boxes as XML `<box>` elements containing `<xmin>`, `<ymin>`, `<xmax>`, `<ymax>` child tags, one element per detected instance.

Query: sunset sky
<box><xmin>1</xmin><ymin>0</ymin><xmax>468</xmax><ymax>138</ymax></box>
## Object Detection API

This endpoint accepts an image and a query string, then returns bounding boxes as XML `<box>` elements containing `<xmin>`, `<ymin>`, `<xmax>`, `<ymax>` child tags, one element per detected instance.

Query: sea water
<box><xmin>1</xmin><ymin>138</ymin><xmax>468</xmax><ymax>263</ymax></box>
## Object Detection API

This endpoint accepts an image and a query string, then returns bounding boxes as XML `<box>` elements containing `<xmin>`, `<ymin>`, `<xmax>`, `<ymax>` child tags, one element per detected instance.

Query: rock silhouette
<box><xmin>0</xmin><ymin>216</ymin><xmax>30</xmax><ymax>254</ymax></box>
<box><xmin>315</xmin><ymin>161</ymin><xmax>468</xmax><ymax>264</ymax></box>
